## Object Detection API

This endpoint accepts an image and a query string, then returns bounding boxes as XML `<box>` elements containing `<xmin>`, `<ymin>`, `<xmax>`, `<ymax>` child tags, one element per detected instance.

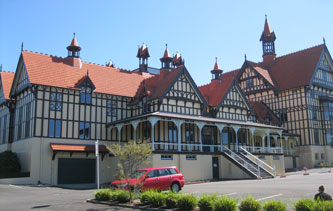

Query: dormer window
<box><xmin>80</xmin><ymin>86</ymin><xmax>92</xmax><ymax>104</ymax></box>
<box><xmin>142</xmin><ymin>96</ymin><xmax>150</xmax><ymax>113</ymax></box>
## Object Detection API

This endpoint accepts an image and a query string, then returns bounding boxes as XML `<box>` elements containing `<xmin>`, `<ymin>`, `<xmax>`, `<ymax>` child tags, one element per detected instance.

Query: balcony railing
<box><xmin>241</xmin><ymin>146</ymin><xmax>283</xmax><ymax>154</ymax></box>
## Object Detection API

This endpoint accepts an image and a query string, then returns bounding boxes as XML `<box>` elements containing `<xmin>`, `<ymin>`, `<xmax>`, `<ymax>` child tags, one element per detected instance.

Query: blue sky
<box><xmin>1</xmin><ymin>0</ymin><xmax>332</xmax><ymax>86</ymax></box>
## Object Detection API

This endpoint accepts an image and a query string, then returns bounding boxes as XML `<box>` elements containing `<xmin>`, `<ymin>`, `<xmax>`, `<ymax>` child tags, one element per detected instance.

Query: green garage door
<box><xmin>58</xmin><ymin>158</ymin><xmax>96</xmax><ymax>184</ymax></box>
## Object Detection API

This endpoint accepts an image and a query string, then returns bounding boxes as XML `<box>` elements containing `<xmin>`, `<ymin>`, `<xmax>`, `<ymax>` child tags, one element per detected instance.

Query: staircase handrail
<box><xmin>239</xmin><ymin>146</ymin><xmax>276</xmax><ymax>177</ymax></box>
<box><xmin>222</xmin><ymin>146</ymin><xmax>259</xmax><ymax>178</ymax></box>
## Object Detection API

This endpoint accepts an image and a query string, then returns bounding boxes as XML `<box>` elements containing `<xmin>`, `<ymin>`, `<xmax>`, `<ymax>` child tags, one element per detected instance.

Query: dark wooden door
<box><xmin>212</xmin><ymin>157</ymin><xmax>219</xmax><ymax>179</ymax></box>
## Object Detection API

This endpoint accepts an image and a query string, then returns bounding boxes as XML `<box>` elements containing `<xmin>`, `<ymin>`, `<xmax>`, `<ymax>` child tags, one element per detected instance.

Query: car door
<box><xmin>142</xmin><ymin>170</ymin><xmax>159</xmax><ymax>190</ymax></box>
<box><xmin>156</xmin><ymin>168</ymin><xmax>172</xmax><ymax>190</ymax></box>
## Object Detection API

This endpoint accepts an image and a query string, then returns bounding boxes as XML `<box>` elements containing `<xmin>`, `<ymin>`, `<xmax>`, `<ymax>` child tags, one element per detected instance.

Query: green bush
<box><xmin>263</xmin><ymin>200</ymin><xmax>287</xmax><ymax>211</ymax></box>
<box><xmin>165</xmin><ymin>191</ymin><xmax>180</xmax><ymax>209</ymax></box>
<box><xmin>198</xmin><ymin>193</ymin><xmax>218</xmax><ymax>211</ymax></box>
<box><xmin>239</xmin><ymin>197</ymin><xmax>262</xmax><ymax>211</ymax></box>
<box><xmin>294</xmin><ymin>199</ymin><xmax>314</xmax><ymax>211</ymax></box>
<box><xmin>113</xmin><ymin>189</ymin><xmax>130</xmax><ymax>203</ymax></box>
<box><xmin>177</xmin><ymin>194</ymin><xmax>198</xmax><ymax>210</ymax></box>
<box><xmin>312</xmin><ymin>200</ymin><xmax>333</xmax><ymax>211</ymax></box>
<box><xmin>213</xmin><ymin>197</ymin><xmax>237</xmax><ymax>211</ymax></box>
<box><xmin>148</xmin><ymin>191</ymin><xmax>166</xmax><ymax>207</ymax></box>
<box><xmin>0</xmin><ymin>151</ymin><xmax>21</xmax><ymax>174</ymax></box>
<box><xmin>94</xmin><ymin>189</ymin><xmax>112</xmax><ymax>201</ymax></box>
<box><xmin>139</xmin><ymin>189</ymin><xmax>156</xmax><ymax>205</ymax></box>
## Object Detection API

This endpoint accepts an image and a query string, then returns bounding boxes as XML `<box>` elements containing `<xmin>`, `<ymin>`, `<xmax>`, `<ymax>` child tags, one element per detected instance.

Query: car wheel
<box><xmin>171</xmin><ymin>182</ymin><xmax>180</xmax><ymax>192</ymax></box>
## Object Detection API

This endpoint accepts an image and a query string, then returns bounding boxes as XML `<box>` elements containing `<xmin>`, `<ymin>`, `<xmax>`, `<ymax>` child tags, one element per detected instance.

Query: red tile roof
<box><xmin>22</xmin><ymin>51</ymin><xmax>152</xmax><ymax>97</ymax></box>
<box><xmin>162</xmin><ymin>48</ymin><xmax>171</xmax><ymax>58</ymax></box>
<box><xmin>133</xmin><ymin>66</ymin><xmax>183</xmax><ymax>103</ymax></box>
<box><xmin>198</xmin><ymin>77</ymin><xmax>234</xmax><ymax>107</ymax></box>
<box><xmin>50</xmin><ymin>143</ymin><xmax>109</xmax><ymax>152</ymax></box>
<box><xmin>249</xmin><ymin>101</ymin><xmax>280</xmax><ymax>125</ymax></box>
<box><xmin>267</xmin><ymin>44</ymin><xmax>324</xmax><ymax>90</ymax></box>
<box><xmin>237</xmin><ymin>44</ymin><xmax>325</xmax><ymax>91</ymax></box>
<box><xmin>1</xmin><ymin>72</ymin><xmax>15</xmax><ymax>100</ymax></box>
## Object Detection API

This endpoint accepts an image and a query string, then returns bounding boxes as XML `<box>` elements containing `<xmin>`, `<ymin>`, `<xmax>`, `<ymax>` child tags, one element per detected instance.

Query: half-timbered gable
<box><xmin>161</xmin><ymin>69</ymin><xmax>206</xmax><ymax>116</ymax></box>
<box><xmin>238</xmin><ymin>61</ymin><xmax>275</xmax><ymax>96</ymax></box>
<box><xmin>218</xmin><ymin>82</ymin><xmax>251</xmax><ymax>121</ymax></box>
<box><xmin>0</xmin><ymin>72</ymin><xmax>14</xmax><ymax>144</ymax></box>
<box><xmin>199</xmin><ymin>77</ymin><xmax>251</xmax><ymax>121</ymax></box>
<box><xmin>132</xmin><ymin>66</ymin><xmax>206</xmax><ymax>117</ymax></box>
<box><xmin>312</xmin><ymin>49</ymin><xmax>333</xmax><ymax>90</ymax></box>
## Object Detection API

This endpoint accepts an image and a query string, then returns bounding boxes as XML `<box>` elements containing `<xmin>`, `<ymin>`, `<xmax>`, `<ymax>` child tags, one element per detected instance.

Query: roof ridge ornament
<box><xmin>323</xmin><ymin>37</ymin><xmax>326</xmax><ymax>45</ymax></box>
<box><xmin>21</xmin><ymin>42</ymin><xmax>24</xmax><ymax>52</ymax></box>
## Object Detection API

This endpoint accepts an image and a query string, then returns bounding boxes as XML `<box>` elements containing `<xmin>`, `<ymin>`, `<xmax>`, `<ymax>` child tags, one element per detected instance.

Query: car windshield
<box><xmin>132</xmin><ymin>170</ymin><xmax>147</xmax><ymax>178</ymax></box>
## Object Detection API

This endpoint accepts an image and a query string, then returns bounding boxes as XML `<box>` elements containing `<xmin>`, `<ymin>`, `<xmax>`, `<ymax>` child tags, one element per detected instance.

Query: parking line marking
<box><xmin>9</xmin><ymin>184</ymin><xmax>22</xmax><ymax>188</ymax></box>
<box><xmin>221</xmin><ymin>192</ymin><xmax>237</xmax><ymax>197</ymax></box>
<box><xmin>256</xmin><ymin>194</ymin><xmax>283</xmax><ymax>201</ymax></box>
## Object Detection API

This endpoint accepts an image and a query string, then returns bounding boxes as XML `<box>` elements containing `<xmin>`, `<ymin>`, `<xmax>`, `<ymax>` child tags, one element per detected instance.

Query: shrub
<box><xmin>113</xmin><ymin>189</ymin><xmax>130</xmax><ymax>203</ymax></box>
<box><xmin>312</xmin><ymin>200</ymin><xmax>333</xmax><ymax>211</ymax></box>
<box><xmin>263</xmin><ymin>200</ymin><xmax>287</xmax><ymax>211</ymax></box>
<box><xmin>94</xmin><ymin>189</ymin><xmax>112</xmax><ymax>201</ymax></box>
<box><xmin>213</xmin><ymin>197</ymin><xmax>237</xmax><ymax>211</ymax></box>
<box><xmin>165</xmin><ymin>191</ymin><xmax>180</xmax><ymax>209</ymax></box>
<box><xmin>148</xmin><ymin>191</ymin><xmax>166</xmax><ymax>207</ymax></box>
<box><xmin>139</xmin><ymin>189</ymin><xmax>156</xmax><ymax>205</ymax></box>
<box><xmin>239</xmin><ymin>197</ymin><xmax>261</xmax><ymax>211</ymax></box>
<box><xmin>198</xmin><ymin>193</ymin><xmax>218</xmax><ymax>211</ymax></box>
<box><xmin>0</xmin><ymin>151</ymin><xmax>21</xmax><ymax>174</ymax></box>
<box><xmin>294</xmin><ymin>199</ymin><xmax>314</xmax><ymax>211</ymax></box>
<box><xmin>177</xmin><ymin>194</ymin><xmax>198</xmax><ymax>210</ymax></box>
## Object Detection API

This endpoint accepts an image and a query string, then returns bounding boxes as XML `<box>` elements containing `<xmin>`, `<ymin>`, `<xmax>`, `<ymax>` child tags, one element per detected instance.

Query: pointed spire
<box><xmin>323</xmin><ymin>37</ymin><xmax>326</xmax><ymax>44</ymax></box>
<box><xmin>211</xmin><ymin>57</ymin><xmax>223</xmax><ymax>81</ymax></box>
<box><xmin>67</xmin><ymin>33</ymin><xmax>81</xmax><ymax>58</ymax></box>
<box><xmin>213</xmin><ymin>57</ymin><xmax>220</xmax><ymax>70</ymax></box>
<box><xmin>21</xmin><ymin>42</ymin><xmax>24</xmax><ymax>52</ymax></box>
<box><xmin>162</xmin><ymin>44</ymin><xmax>171</xmax><ymax>58</ymax></box>
<box><xmin>70</xmin><ymin>32</ymin><xmax>79</xmax><ymax>47</ymax></box>
<box><xmin>263</xmin><ymin>14</ymin><xmax>272</xmax><ymax>36</ymax></box>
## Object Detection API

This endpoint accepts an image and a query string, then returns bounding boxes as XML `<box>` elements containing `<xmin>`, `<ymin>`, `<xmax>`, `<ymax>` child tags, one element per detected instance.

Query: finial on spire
<box><xmin>73</xmin><ymin>32</ymin><xmax>76</xmax><ymax>38</ymax></box>
<box><xmin>21</xmin><ymin>42</ymin><xmax>24</xmax><ymax>52</ymax></box>
<box><xmin>0</xmin><ymin>64</ymin><xmax>2</xmax><ymax>72</ymax></box>
<box><xmin>166</xmin><ymin>43</ymin><xmax>168</xmax><ymax>48</ymax></box>
<box><xmin>323</xmin><ymin>37</ymin><xmax>326</xmax><ymax>44</ymax></box>
<box><xmin>245</xmin><ymin>54</ymin><xmax>247</xmax><ymax>61</ymax></box>
<box><xmin>265</xmin><ymin>14</ymin><xmax>267</xmax><ymax>20</ymax></box>
<box><xmin>215</xmin><ymin>57</ymin><xmax>217</xmax><ymax>62</ymax></box>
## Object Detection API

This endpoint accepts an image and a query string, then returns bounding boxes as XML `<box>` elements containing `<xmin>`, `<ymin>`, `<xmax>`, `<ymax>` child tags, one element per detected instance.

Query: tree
<box><xmin>107</xmin><ymin>140</ymin><xmax>152</xmax><ymax>200</ymax></box>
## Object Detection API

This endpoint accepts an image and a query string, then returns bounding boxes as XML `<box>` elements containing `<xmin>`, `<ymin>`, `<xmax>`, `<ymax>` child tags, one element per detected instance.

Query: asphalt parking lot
<box><xmin>183</xmin><ymin>167</ymin><xmax>333</xmax><ymax>209</ymax></box>
<box><xmin>0</xmin><ymin>168</ymin><xmax>332</xmax><ymax>210</ymax></box>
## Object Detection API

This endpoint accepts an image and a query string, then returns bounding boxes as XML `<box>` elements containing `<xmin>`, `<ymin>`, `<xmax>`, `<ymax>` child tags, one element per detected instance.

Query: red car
<box><xmin>111</xmin><ymin>166</ymin><xmax>185</xmax><ymax>192</ymax></box>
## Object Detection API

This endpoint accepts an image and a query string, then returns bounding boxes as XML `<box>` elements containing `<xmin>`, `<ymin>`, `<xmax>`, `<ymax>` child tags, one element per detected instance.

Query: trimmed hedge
<box><xmin>177</xmin><ymin>194</ymin><xmax>198</xmax><ymax>210</ymax></box>
<box><xmin>95</xmin><ymin>189</ymin><xmax>112</xmax><ymax>201</ymax></box>
<box><xmin>213</xmin><ymin>197</ymin><xmax>237</xmax><ymax>211</ymax></box>
<box><xmin>165</xmin><ymin>191</ymin><xmax>180</xmax><ymax>209</ymax></box>
<box><xmin>294</xmin><ymin>199</ymin><xmax>314</xmax><ymax>211</ymax></box>
<box><xmin>263</xmin><ymin>200</ymin><xmax>287</xmax><ymax>211</ymax></box>
<box><xmin>239</xmin><ymin>197</ymin><xmax>261</xmax><ymax>211</ymax></box>
<box><xmin>198</xmin><ymin>193</ymin><xmax>217</xmax><ymax>211</ymax></box>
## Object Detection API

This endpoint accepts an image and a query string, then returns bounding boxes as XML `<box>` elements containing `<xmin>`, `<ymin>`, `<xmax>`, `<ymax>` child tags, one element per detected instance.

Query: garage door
<box><xmin>58</xmin><ymin>158</ymin><xmax>96</xmax><ymax>184</ymax></box>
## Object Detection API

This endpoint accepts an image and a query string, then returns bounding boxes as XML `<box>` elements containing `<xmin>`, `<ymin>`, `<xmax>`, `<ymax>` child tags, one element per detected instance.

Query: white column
<box><xmin>266</xmin><ymin>130</ymin><xmax>271</xmax><ymax>153</ymax></box>
<box><xmin>149</xmin><ymin>118</ymin><xmax>159</xmax><ymax>151</ymax></box>
<box><xmin>249</xmin><ymin>127</ymin><xmax>256</xmax><ymax>152</ymax></box>
<box><xmin>232</xmin><ymin>126</ymin><xmax>240</xmax><ymax>152</ymax></box>
<box><xmin>174</xmin><ymin>120</ymin><xmax>184</xmax><ymax>152</ymax></box>
<box><xmin>217</xmin><ymin>124</ymin><xmax>225</xmax><ymax>152</ymax></box>
<box><xmin>116</xmin><ymin>125</ymin><xmax>122</xmax><ymax>146</ymax></box>
<box><xmin>196</xmin><ymin>122</ymin><xmax>205</xmax><ymax>152</ymax></box>
<box><xmin>132</xmin><ymin>121</ymin><xmax>139</xmax><ymax>143</ymax></box>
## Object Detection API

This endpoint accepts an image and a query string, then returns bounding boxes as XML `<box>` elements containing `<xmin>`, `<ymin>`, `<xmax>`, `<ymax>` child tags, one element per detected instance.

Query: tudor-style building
<box><xmin>0</xmin><ymin>18</ymin><xmax>331</xmax><ymax>185</ymax></box>
<box><xmin>231</xmin><ymin>17</ymin><xmax>333</xmax><ymax>168</ymax></box>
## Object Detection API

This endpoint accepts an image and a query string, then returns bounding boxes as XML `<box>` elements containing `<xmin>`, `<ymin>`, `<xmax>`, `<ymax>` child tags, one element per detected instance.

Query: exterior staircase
<box><xmin>222</xmin><ymin>146</ymin><xmax>275</xmax><ymax>179</ymax></box>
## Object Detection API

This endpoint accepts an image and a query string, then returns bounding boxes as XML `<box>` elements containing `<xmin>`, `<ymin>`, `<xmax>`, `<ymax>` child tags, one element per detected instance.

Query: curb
<box><xmin>87</xmin><ymin>199</ymin><xmax>169</xmax><ymax>210</ymax></box>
